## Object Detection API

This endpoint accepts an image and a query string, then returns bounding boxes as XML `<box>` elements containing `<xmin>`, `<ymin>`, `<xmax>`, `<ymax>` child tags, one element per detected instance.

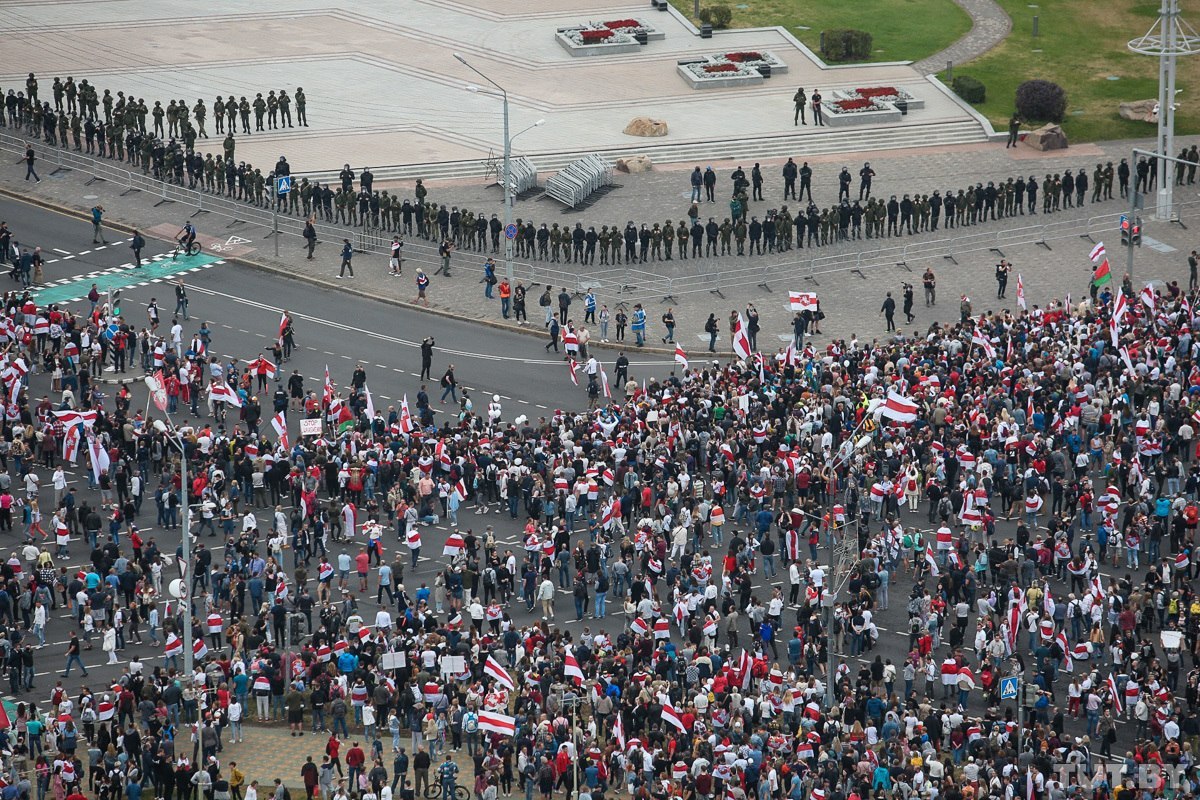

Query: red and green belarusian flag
<box><xmin>1092</xmin><ymin>258</ymin><xmax>1112</xmax><ymax>287</ymax></box>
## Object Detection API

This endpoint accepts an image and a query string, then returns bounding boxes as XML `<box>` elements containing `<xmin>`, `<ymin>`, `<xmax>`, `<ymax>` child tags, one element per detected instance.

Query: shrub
<box><xmin>855</xmin><ymin>86</ymin><xmax>899</xmax><ymax>98</ymax></box>
<box><xmin>1015</xmin><ymin>79</ymin><xmax>1067</xmax><ymax>122</ymax></box>
<box><xmin>951</xmin><ymin>75</ymin><xmax>986</xmax><ymax>104</ymax></box>
<box><xmin>698</xmin><ymin>4</ymin><xmax>733</xmax><ymax>28</ymax></box>
<box><xmin>820</xmin><ymin>29</ymin><xmax>873</xmax><ymax>62</ymax></box>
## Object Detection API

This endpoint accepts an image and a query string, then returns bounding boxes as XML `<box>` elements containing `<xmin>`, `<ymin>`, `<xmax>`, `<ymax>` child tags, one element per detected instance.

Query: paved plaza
<box><xmin>0</xmin><ymin>0</ymin><xmax>989</xmax><ymax>178</ymax></box>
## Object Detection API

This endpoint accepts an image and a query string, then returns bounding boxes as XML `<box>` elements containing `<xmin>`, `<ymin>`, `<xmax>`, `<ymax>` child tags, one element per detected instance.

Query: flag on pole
<box><xmin>363</xmin><ymin>385</ymin><xmax>376</xmax><ymax>420</ymax></box>
<box><xmin>659</xmin><ymin>697</ymin><xmax>686</xmax><ymax>731</ymax></box>
<box><xmin>1107</xmin><ymin>673</ymin><xmax>1123</xmax><ymax>715</ymax></box>
<box><xmin>278</xmin><ymin>313</ymin><xmax>290</xmax><ymax>339</ymax></box>
<box><xmin>1089</xmin><ymin>242</ymin><xmax>1106</xmax><ymax>263</ymax></box>
<box><xmin>599</xmin><ymin>364</ymin><xmax>612</xmax><ymax>399</ymax></box>
<box><xmin>245</xmin><ymin>357</ymin><xmax>278</xmax><ymax>381</ymax></box>
<box><xmin>63</xmin><ymin>423</ymin><xmax>81</xmax><ymax>464</ymax></box>
<box><xmin>271</xmin><ymin>412</ymin><xmax>289</xmax><ymax>451</ymax></box>
<box><xmin>880</xmin><ymin>390</ymin><xmax>919</xmax><ymax>423</ymax></box>
<box><xmin>322</xmin><ymin>366</ymin><xmax>335</xmax><ymax>409</ymax></box>
<box><xmin>732</xmin><ymin>314</ymin><xmax>753</xmax><ymax>360</ymax></box>
<box><xmin>674</xmin><ymin>345</ymin><xmax>688</xmax><ymax>370</ymax></box>
<box><xmin>563</xmin><ymin>646</ymin><xmax>584</xmax><ymax>685</ymax></box>
<box><xmin>1092</xmin><ymin>259</ymin><xmax>1112</xmax><ymax>287</ymax></box>
<box><xmin>924</xmin><ymin>544</ymin><xmax>940</xmax><ymax>576</ymax></box>
<box><xmin>87</xmin><ymin>433</ymin><xmax>111</xmax><ymax>483</ymax></box>
<box><xmin>484</xmin><ymin>655</ymin><xmax>516</xmax><ymax>690</ymax></box>
<box><xmin>568</xmin><ymin>359</ymin><xmax>579</xmax><ymax>386</ymax></box>
<box><xmin>614</xmin><ymin>711</ymin><xmax>626</xmax><ymax>750</ymax></box>
<box><xmin>1016</xmin><ymin>274</ymin><xmax>1027</xmax><ymax>310</ymax></box>
<box><xmin>1140</xmin><ymin>285</ymin><xmax>1157</xmax><ymax>312</ymax></box>
<box><xmin>478</xmin><ymin>710</ymin><xmax>517</xmax><ymax>737</ymax></box>
<box><xmin>398</xmin><ymin>396</ymin><xmax>415</xmax><ymax>434</ymax></box>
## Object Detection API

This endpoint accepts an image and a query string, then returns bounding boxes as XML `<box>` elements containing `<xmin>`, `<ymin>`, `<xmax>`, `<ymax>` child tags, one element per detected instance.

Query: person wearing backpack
<box><xmin>462</xmin><ymin>708</ymin><xmax>479</xmax><ymax>756</ymax></box>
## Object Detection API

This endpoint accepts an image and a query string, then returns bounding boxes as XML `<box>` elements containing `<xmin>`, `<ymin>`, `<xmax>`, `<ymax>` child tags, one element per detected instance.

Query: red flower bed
<box><xmin>604</xmin><ymin>19</ymin><xmax>641</xmax><ymax>29</ymax></box>
<box><xmin>580</xmin><ymin>29</ymin><xmax>615</xmax><ymax>42</ymax></box>
<box><xmin>855</xmin><ymin>86</ymin><xmax>899</xmax><ymax>98</ymax></box>
<box><xmin>704</xmin><ymin>63</ymin><xmax>741</xmax><ymax>73</ymax></box>
<box><xmin>724</xmin><ymin>51</ymin><xmax>763</xmax><ymax>62</ymax></box>
<box><xmin>836</xmin><ymin>98</ymin><xmax>876</xmax><ymax>112</ymax></box>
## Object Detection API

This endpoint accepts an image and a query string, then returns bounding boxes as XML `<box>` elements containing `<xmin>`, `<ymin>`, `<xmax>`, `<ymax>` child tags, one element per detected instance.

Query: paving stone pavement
<box><xmin>3</xmin><ymin>133</ymin><xmax>1197</xmax><ymax>360</ymax></box>
<box><xmin>912</xmin><ymin>0</ymin><xmax>1013</xmax><ymax>75</ymax></box>
<box><xmin>218</xmin><ymin>721</ymin><xmax>478</xmax><ymax>792</ymax></box>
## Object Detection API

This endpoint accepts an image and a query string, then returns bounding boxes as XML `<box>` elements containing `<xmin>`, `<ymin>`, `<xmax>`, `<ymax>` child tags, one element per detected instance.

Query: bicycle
<box><xmin>423</xmin><ymin>781</ymin><xmax>470</xmax><ymax>800</ymax></box>
<box><xmin>172</xmin><ymin>239</ymin><xmax>202</xmax><ymax>260</ymax></box>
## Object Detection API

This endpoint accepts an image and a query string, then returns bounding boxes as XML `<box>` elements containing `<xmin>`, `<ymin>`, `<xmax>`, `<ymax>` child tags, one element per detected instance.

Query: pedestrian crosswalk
<box><xmin>34</xmin><ymin>252</ymin><xmax>226</xmax><ymax>306</ymax></box>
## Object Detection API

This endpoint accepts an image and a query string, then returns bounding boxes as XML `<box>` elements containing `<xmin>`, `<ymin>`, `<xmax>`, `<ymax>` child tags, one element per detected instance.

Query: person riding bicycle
<box><xmin>176</xmin><ymin>222</ymin><xmax>197</xmax><ymax>252</ymax></box>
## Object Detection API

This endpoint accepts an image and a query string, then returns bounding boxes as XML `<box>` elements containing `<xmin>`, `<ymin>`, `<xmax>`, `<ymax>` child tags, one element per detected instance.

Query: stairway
<box><xmin>304</xmin><ymin>119</ymin><xmax>991</xmax><ymax>184</ymax></box>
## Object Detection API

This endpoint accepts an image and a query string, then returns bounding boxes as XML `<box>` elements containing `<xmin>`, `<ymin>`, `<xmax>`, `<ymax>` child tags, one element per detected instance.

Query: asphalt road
<box><xmin>1</xmin><ymin>196</ymin><xmax>680</xmax><ymax>415</ymax></box>
<box><xmin>0</xmin><ymin>194</ymin><xmax>1148</xmax><ymax>761</ymax></box>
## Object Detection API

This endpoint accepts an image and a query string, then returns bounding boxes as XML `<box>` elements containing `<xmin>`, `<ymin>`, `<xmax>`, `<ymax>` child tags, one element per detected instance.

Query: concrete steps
<box><xmin>304</xmin><ymin>119</ymin><xmax>989</xmax><ymax>184</ymax></box>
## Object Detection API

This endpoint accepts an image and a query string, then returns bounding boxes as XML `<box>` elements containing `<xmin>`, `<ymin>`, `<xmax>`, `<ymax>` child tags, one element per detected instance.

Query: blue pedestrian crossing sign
<box><xmin>1000</xmin><ymin>676</ymin><xmax>1019</xmax><ymax>700</ymax></box>
<box><xmin>276</xmin><ymin>176</ymin><xmax>293</xmax><ymax>195</ymax></box>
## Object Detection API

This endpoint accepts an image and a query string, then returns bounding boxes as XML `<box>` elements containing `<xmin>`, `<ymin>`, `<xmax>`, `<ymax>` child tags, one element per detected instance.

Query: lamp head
<box><xmin>465</xmin><ymin>85</ymin><xmax>480</xmax><ymax>94</ymax></box>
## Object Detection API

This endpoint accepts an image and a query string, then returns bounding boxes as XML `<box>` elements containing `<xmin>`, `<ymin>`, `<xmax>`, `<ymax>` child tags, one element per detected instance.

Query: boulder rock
<box><xmin>1025</xmin><ymin>123</ymin><xmax>1068</xmax><ymax>151</ymax></box>
<box><xmin>623</xmin><ymin>117</ymin><xmax>668</xmax><ymax>137</ymax></box>
<box><xmin>1119</xmin><ymin>99</ymin><xmax>1159</xmax><ymax>123</ymax></box>
<box><xmin>616</xmin><ymin>155</ymin><xmax>654</xmax><ymax>173</ymax></box>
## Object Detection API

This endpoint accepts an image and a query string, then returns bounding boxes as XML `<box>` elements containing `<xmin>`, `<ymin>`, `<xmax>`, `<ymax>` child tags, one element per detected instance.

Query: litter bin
<box><xmin>635</xmin><ymin>31</ymin><xmax>649</xmax><ymax>45</ymax></box>
<box><xmin>756</xmin><ymin>64</ymin><xmax>772</xmax><ymax>78</ymax></box>
<box><xmin>896</xmin><ymin>99</ymin><xmax>908</xmax><ymax>116</ymax></box>
<box><xmin>700</xmin><ymin>23</ymin><xmax>713</xmax><ymax>38</ymax></box>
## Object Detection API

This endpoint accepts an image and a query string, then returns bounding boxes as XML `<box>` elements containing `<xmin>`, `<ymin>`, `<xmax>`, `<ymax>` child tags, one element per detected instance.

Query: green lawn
<box><xmin>942</xmin><ymin>0</ymin><xmax>1200</xmax><ymax>142</ymax></box>
<box><xmin>673</xmin><ymin>0</ymin><xmax>972</xmax><ymax>63</ymax></box>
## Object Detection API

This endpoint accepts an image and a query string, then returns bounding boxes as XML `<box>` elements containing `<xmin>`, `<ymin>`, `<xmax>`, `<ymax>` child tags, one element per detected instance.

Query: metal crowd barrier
<box><xmin>544</xmin><ymin>153</ymin><xmax>614</xmax><ymax>208</ymax></box>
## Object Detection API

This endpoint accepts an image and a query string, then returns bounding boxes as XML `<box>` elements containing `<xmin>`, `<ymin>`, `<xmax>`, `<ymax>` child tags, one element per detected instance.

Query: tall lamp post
<box><xmin>1128</xmin><ymin>0</ymin><xmax>1200</xmax><ymax>222</ymax></box>
<box><xmin>823</xmin><ymin>423</ymin><xmax>876</xmax><ymax>710</ymax></box>
<box><xmin>453</xmin><ymin>53</ymin><xmax>544</xmax><ymax>287</ymax></box>
<box><xmin>151</xmin><ymin>412</ymin><xmax>194</xmax><ymax>677</ymax></box>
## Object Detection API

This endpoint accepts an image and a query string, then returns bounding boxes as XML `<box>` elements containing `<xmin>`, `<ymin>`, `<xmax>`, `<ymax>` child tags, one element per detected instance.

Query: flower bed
<box><xmin>677</xmin><ymin>60</ymin><xmax>764</xmax><ymax>89</ymax></box>
<box><xmin>705</xmin><ymin>50</ymin><xmax>789</xmax><ymax>74</ymax></box>
<box><xmin>836</xmin><ymin>98</ymin><xmax>879</xmax><ymax>112</ymax></box>
<box><xmin>580</xmin><ymin>29</ymin><xmax>614</xmax><ymax>42</ymax></box>
<box><xmin>855</xmin><ymin>86</ymin><xmax>899</xmax><ymax>99</ymax></box>
<box><xmin>556</xmin><ymin>18</ymin><xmax>664</xmax><ymax>56</ymax></box>
<box><xmin>725</xmin><ymin>51</ymin><xmax>763</xmax><ymax>62</ymax></box>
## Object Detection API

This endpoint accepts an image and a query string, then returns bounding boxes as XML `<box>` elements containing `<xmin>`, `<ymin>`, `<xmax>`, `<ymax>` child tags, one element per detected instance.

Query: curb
<box><xmin>0</xmin><ymin>186</ymin><xmax>738</xmax><ymax>359</ymax></box>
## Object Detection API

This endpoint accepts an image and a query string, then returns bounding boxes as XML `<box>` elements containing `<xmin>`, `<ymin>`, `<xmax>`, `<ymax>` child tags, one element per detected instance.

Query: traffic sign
<box><xmin>1000</xmin><ymin>676</ymin><xmax>1019</xmax><ymax>700</ymax></box>
<box><xmin>276</xmin><ymin>176</ymin><xmax>293</xmax><ymax>195</ymax></box>
<box><xmin>504</xmin><ymin>223</ymin><xmax>518</xmax><ymax>240</ymax></box>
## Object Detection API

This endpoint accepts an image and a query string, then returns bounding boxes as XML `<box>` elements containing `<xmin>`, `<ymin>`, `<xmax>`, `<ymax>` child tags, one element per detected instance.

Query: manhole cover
<box><xmin>83</xmin><ymin>194</ymin><xmax>99</xmax><ymax>200</ymax></box>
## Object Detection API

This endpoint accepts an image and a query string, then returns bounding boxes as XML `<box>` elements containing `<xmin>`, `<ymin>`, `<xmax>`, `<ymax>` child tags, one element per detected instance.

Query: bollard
<box><xmin>1032</xmin><ymin>15</ymin><xmax>1039</xmax><ymax>36</ymax></box>
<box><xmin>946</xmin><ymin>61</ymin><xmax>953</xmax><ymax>81</ymax></box>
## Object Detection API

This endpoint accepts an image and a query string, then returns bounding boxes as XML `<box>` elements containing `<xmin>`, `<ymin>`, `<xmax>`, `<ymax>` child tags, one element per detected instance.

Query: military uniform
<box><xmin>719</xmin><ymin>219</ymin><xmax>732</xmax><ymax>254</ymax></box>
<box><xmin>676</xmin><ymin>222</ymin><xmax>688</xmax><ymax>260</ymax></box>
<box><xmin>662</xmin><ymin>221</ymin><xmax>674</xmax><ymax>260</ymax></box>
<box><xmin>214</xmin><ymin>97</ymin><xmax>225</xmax><ymax>134</ymax></box>
<box><xmin>267</xmin><ymin>91</ymin><xmax>279</xmax><ymax>129</ymax></box>
<box><xmin>193</xmin><ymin>100</ymin><xmax>207</xmax><ymax>138</ymax></box>
<box><xmin>253</xmin><ymin>94</ymin><xmax>266</xmax><ymax>131</ymax></box>
<box><xmin>295</xmin><ymin>88</ymin><xmax>307</xmax><ymax>126</ymax></box>
<box><xmin>238</xmin><ymin>97</ymin><xmax>251</xmax><ymax>134</ymax></box>
<box><xmin>279</xmin><ymin>90</ymin><xmax>293</xmax><ymax>127</ymax></box>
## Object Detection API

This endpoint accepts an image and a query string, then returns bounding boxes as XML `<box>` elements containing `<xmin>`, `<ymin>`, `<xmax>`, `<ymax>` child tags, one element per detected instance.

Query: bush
<box><xmin>698</xmin><ymin>5</ymin><xmax>733</xmax><ymax>28</ymax></box>
<box><xmin>952</xmin><ymin>75</ymin><xmax>986</xmax><ymax>104</ymax></box>
<box><xmin>820</xmin><ymin>29</ymin><xmax>873</xmax><ymax>62</ymax></box>
<box><xmin>1015</xmin><ymin>79</ymin><xmax>1067</xmax><ymax>122</ymax></box>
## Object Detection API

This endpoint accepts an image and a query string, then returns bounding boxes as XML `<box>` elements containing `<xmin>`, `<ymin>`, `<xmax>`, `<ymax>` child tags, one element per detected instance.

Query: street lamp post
<box><xmin>823</xmin><ymin>423</ymin><xmax>875</xmax><ymax>710</ymax></box>
<box><xmin>153</xmin><ymin>415</ymin><xmax>194</xmax><ymax>677</ymax></box>
<box><xmin>454</xmin><ymin>54</ymin><xmax>545</xmax><ymax>289</ymax></box>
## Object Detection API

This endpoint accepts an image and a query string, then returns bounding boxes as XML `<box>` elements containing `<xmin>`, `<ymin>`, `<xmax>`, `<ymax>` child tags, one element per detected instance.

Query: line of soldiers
<box><xmin>3</xmin><ymin>73</ymin><xmax>308</xmax><ymax>145</ymax></box>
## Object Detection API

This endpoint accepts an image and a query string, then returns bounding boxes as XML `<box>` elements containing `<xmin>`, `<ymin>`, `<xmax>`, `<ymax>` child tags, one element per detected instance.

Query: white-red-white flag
<box><xmin>674</xmin><ymin>344</ymin><xmax>688</xmax><ymax>370</ymax></box>
<box><xmin>478</xmin><ymin>710</ymin><xmax>516</xmax><ymax>737</ymax></box>
<box><xmin>732</xmin><ymin>314</ymin><xmax>753</xmax><ymax>360</ymax></box>
<box><xmin>484</xmin><ymin>655</ymin><xmax>516</xmax><ymax>690</ymax></box>
<box><xmin>880</xmin><ymin>390</ymin><xmax>919</xmax><ymax>423</ymax></box>
<box><xmin>789</xmin><ymin>291</ymin><xmax>818</xmax><ymax>312</ymax></box>
<box><xmin>1016</xmin><ymin>274</ymin><xmax>1027</xmax><ymax>310</ymax></box>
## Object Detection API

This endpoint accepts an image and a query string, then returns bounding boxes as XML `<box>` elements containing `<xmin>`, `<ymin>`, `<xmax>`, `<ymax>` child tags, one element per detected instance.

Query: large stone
<box><xmin>1119</xmin><ymin>99</ymin><xmax>1159</xmax><ymax>123</ymax></box>
<box><xmin>623</xmin><ymin>117</ymin><xmax>668</xmax><ymax>137</ymax></box>
<box><xmin>1025</xmin><ymin>123</ymin><xmax>1068</xmax><ymax>151</ymax></box>
<box><xmin>616</xmin><ymin>155</ymin><xmax>654</xmax><ymax>173</ymax></box>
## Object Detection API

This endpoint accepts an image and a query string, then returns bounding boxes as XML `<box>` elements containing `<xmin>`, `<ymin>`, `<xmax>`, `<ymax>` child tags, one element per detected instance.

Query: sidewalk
<box><xmin>223</xmin><ymin>722</ymin><xmax>478</xmax><ymax>793</ymax></box>
<box><xmin>2</xmin><ymin>133</ymin><xmax>1195</xmax><ymax>356</ymax></box>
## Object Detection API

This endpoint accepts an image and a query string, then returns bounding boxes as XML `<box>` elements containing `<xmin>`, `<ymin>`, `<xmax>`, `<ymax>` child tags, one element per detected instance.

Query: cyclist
<box><xmin>176</xmin><ymin>221</ymin><xmax>197</xmax><ymax>253</ymax></box>
<box><xmin>437</xmin><ymin>754</ymin><xmax>459</xmax><ymax>800</ymax></box>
